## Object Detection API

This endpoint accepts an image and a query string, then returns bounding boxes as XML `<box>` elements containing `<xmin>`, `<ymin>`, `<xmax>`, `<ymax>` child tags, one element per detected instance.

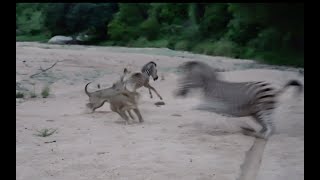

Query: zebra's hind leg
<box><xmin>241</xmin><ymin>128</ymin><xmax>267</xmax><ymax>139</ymax></box>
<box><xmin>257</xmin><ymin>110</ymin><xmax>275</xmax><ymax>139</ymax></box>
<box><xmin>244</xmin><ymin>110</ymin><xmax>275</xmax><ymax>139</ymax></box>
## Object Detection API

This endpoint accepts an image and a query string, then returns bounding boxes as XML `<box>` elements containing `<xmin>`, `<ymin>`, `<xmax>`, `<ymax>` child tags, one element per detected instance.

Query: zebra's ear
<box><xmin>150</xmin><ymin>61</ymin><xmax>156</xmax><ymax>66</ymax></box>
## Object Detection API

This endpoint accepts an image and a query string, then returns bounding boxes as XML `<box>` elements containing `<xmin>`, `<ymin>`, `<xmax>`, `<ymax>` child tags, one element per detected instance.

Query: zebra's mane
<box><xmin>141</xmin><ymin>62</ymin><xmax>157</xmax><ymax>77</ymax></box>
<box><xmin>179</xmin><ymin>61</ymin><xmax>219</xmax><ymax>82</ymax></box>
<box><xmin>141</xmin><ymin>61</ymin><xmax>157</xmax><ymax>73</ymax></box>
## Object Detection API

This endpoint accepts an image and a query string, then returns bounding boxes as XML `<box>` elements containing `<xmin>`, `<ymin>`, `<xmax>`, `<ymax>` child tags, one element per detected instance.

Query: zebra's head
<box><xmin>175</xmin><ymin>61</ymin><xmax>218</xmax><ymax>97</ymax></box>
<box><xmin>178</xmin><ymin>61</ymin><xmax>218</xmax><ymax>81</ymax></box>
<box><xmin>142</xmin><ymin>61</ymin><xmax>158</xmax><ymax>81</ymax></box>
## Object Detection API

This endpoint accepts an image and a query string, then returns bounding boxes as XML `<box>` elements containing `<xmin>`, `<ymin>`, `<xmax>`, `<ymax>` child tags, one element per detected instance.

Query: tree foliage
<box><xmin>16</xmin><ymin>3</ymin><xmax>304</xmax><ymax>67</ymax></box>
<box><xmin>42</xmin><ymin>3</ymin><xmax>118</xmax><ymax>39</ymax></box>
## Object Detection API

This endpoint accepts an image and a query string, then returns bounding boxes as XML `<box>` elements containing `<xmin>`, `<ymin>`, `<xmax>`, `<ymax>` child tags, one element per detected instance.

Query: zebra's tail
<box><xmin>277</xmin><ymin>80</ymin><xmax>303</xmax><ymax>96</ymax></box>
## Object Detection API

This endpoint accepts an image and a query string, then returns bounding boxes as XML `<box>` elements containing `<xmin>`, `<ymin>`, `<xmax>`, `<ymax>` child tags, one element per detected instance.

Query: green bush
<box><xmin>30</xmin><ymin>92</ymin><xmax>37</xmax><ymax>98</ymax></box>
<box><xmin>16</xmin><ymin>3</ymin><xmax>304</xmax><ymax>67</ymax></box>
<box><xmin>108</xmin><ymin>20</ymin><xmax>140</xmax><ymax>41</ymax></box>
<box><xmin>41</xmin><ymin>86</ymin><xmax>50</xmax><ymax>98</ymax></box>
<box><xmin>148</xmin><ymin>39</ymin><xmax>169</xmax><ymax>48</ymax></box>
<box><xmin>34</xmin><ymin>128</ymin><xmax>57</xmax><ymax>137</ymax></box>
<box><xmin>130</xmin><ymin>37</ymin><xmax>149</xmax><ymax>47</ymax></box>
<box><xmin>252</xmin><ymin>51</ymin><xmax>304</xmax><ymax>67</ymax></box>
<box><xmin>198</xmin><ymin>3</ymin><xmax>231</xmax><ymax>39</ymax></box>
<box><xmin>16</xmin><ymin>92</ymin><xmax>24</xmax><ymax>98</ymax></box>
<box><xmin>43</xmin><ymin>3</ymin><xmax>118</xmax><ymax>39</ymax></box>
<box><xmin>247</xmin><ymin>27</ymin><xmax>282</xmax><ymax>50</ymax></box>
<box><xmin>211</xmin><ymin>40</ymin><xmax>240</xmax><ymax>57</ymax></box>
<box><xmin>240</xmin><ymin>47</ymin><xmax>257</xmax><ymax>59</ymax></box>
<box><xmin>16</xmin><ymin>9</ymin><xmax>45</xmax><ymax>35</ymax></box>
<box><xmin>191</xmin><ymin>42</ymin><xmax>209</xmax><ymax>54</ymax></box>
<box><xmin>16</xmin><ymin>34</ymin><xmax>49</xmax><ymax>42</ymax></box>
<box><xmin>127</xmin><ymin>38</ymin><xmax>169</xmax><ymax>48</ymax></box>
<box><xmin>181</xmin><ymin>25</ymin><xmax>200</xmax><ymax>42</ymax></box>
<box><xmin>140</xmin><ymin>17</ymin><xmax>160</xmax><ymax>40</ymax></box>
<box><xmin>191</xmin><ymin>40</ymin><xmax>240</xmax><ymax>58</ymax></box>
<box><xmin>174</xmin><ymin>40</ymin><xmax>190</xmax><ymax>51</ymax></box>
<box><xmin>108</xmin><ymin>20</ymin><xmax>127</xmax><ymax>41</ymax></box>
<box><xmin>97</xmin><ymin>41</ymin><xmax>116</xmax><ymax>46</ymax></box>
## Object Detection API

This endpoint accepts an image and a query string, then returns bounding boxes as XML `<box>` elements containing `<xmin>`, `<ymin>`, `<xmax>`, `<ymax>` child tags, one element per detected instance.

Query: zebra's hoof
<box><xmin>241</xmin><ymin>127</ymin><xmax>255</xmax><ymax>132</ymax></box>
<box><xmin>241</xmin><ymin>127</ymin><xmax>256</xmax><ymax>137</ymax></box>
<box><xmin>175</xmin><ymin>89</ymin><xmax>188</xmax><ymax>97</ymax></box>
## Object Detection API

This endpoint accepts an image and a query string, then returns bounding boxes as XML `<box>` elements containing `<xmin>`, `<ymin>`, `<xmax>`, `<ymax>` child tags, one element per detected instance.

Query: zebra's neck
<box><xmin>142</xmin><ymin>68</ymin><xmax>151</xmax><ymax>77</ymax></box>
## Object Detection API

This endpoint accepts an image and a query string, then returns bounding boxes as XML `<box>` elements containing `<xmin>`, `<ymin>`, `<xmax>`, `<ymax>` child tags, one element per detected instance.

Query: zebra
<box><xmin>174</xmin><ymin>61</ymin><xmax>303</xmax><ymax>139</ymax></box>
<box><xmin>125</xmin><ymin>61</ymin><xmax>163</xmax><ymax>100</ymax></box>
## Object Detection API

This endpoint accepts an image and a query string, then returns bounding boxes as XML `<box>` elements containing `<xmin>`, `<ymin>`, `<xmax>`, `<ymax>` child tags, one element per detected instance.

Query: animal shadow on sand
<box><xmin>114</xmin><ymin>120</ymin><xmax>142</xmax><ymax>125</ymax></box>
<box><xmin>179</xmin><ymin>122</ymin><xmax>237</xmax><ymax>137</ymax></box>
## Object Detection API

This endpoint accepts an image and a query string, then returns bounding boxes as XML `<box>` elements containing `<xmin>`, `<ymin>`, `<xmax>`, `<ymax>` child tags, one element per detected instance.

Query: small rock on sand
<box><xmin>154</xmin><ymin>101</ymin><xmax>165</xmax><ymax>106</ymax></box>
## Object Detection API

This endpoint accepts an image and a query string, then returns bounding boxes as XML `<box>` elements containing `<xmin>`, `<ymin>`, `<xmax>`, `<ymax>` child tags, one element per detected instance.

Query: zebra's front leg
<box><xmin>241</xmin><ymin>128</ymin><xmax>265</xmax><ymax>139</ymax></box>
<box><xmin>148</xmin><ymin>87</ymin><xmax>153</xmax><ymax>99</ymax></box>
<box><xmin>243</xmin><ymin>111</ymin><xmax>275</xmax><ymax>139</ymax></box>
<box><xmin>255</xmin><ymin>110</ymin><xmax>275</xmax><ymax>139</ymax></box>
<box><xmin>145</xmin><ymin>84</ymin><xmax>162</xmax><ymax>100</ymax></box>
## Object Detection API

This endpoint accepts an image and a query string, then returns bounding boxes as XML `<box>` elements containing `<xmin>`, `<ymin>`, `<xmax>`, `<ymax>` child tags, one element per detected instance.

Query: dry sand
<box><xmin>16</xmin><ymin>42</ymin><xmax>304</xmax><ymax>180</ymax></box>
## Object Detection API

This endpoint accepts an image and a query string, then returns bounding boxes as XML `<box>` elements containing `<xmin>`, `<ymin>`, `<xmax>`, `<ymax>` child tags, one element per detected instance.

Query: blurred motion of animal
<box><xmin>175</xmin><ymin>61</ymin><xmax>303</xmax><ymax>139</ymax></box>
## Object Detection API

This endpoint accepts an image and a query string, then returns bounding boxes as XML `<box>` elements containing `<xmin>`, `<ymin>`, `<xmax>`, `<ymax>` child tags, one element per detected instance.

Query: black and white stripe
<box><xmin>141</xmin><ymin>61</ymin><xmax>156</xmax><ymax>77</ymax></box>
<box><xmin>175</xmin><ymin>61</ymin><xmax>302</xmax><ymax>139</ymax></box>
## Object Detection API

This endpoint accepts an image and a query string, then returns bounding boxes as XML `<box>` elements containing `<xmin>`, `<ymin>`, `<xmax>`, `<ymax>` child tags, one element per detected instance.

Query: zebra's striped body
<box><xmin>175</xmin><ymin>61</ymin><xmax>302</xmax><ymax>139</ymax></box>
<box><xmin>125</xmin><ymin>61</ymin><xmax>163</xmax><ymax>100</ymax></box>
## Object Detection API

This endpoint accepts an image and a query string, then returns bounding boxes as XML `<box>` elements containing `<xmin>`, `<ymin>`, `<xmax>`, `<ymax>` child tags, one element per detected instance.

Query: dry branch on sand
<box><xmin>30</xmin><ymin>60</ymin><xmax>61</xmax><ymax>78</ymax></box>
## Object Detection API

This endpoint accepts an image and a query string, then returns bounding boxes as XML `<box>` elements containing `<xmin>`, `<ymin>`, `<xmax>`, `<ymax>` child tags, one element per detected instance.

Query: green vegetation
<box><xmin>34</xmin><ymin>128</ymin><xmax>57</xmax><ymax>137</ymax></box>
<box><xmin>16</xmin><ymin>3</ymin><xmax>304</xmax><ymax>67</ymax></box>
<box><xmin>41</xmin><ymin>86</ymin><xmax>50</xmax><ymax>98</ymax></box>
<box><xmin>16</xmin><ymin>34</ymin><xmax>49</xmax><ymax>42</ymax></box>
<box><xmin>30</xmin><ymin>92</ymin><xmax>37</xmax><ymax>98</ymax></box>
<box><xmin>16</xmin><ymin>92</ymin><xmax>24</xmax><ymax>98</ymax></box>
